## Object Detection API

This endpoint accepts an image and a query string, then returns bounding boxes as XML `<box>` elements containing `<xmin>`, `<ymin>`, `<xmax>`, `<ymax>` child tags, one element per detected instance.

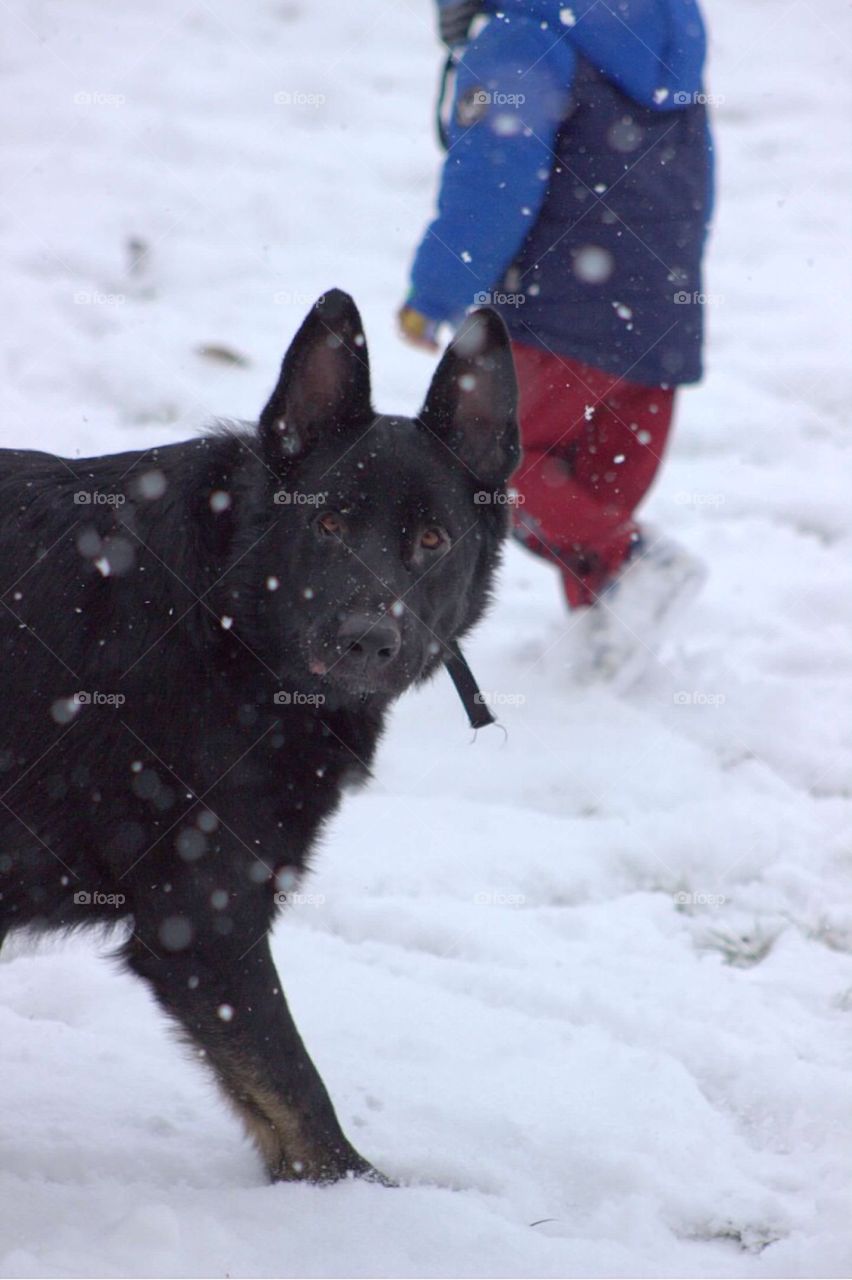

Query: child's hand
<box><xmin>397</xmin><ymin>305</ymin><xmax>441</xmax><ymax>352</ymax></box>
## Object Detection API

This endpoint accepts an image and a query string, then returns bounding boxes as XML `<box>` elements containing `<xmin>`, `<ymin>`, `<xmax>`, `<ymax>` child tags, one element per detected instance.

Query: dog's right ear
<box><xmin>258</xmin><ymin>289</ymin><xmax>373</xmax><ymax>465</ymax></box>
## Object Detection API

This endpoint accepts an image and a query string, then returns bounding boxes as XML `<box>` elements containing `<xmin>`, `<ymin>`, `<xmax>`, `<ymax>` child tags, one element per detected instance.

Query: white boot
<box><xmin>572</xmin><ymin>529</ymin><xmax>706</xmax><ymax>689</ymax></box>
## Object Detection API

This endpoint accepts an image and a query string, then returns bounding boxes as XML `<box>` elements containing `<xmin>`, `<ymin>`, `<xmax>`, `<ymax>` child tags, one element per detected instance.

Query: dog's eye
<box><xmin>317</xmin><ymin>513</ymin><xmax>345</xmax><ymax>537</ymax></box>
<box><xmin>420</xmin><ymin>526</ymin><xmax>448</xmax><ymax>551</ymax></box>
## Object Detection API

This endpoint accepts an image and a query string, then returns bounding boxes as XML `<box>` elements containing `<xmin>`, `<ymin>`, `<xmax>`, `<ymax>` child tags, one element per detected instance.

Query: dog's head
<box><xmin>247</xmin><ymin>289</ymin><xmax>519</xmax><ymax>700</ymax></box>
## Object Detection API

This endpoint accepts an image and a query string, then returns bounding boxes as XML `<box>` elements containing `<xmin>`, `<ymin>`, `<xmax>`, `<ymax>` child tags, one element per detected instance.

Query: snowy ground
<box><xmin>2</xmin><ymin>2</ymin><xmax>851</xmax><ymax>1276</ymax></box>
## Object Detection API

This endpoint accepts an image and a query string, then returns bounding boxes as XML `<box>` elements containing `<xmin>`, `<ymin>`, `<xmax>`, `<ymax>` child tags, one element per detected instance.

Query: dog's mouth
<box><xmin>308</xmin><ymin>652</ymin><xmax>414</xmax><ymax>699</ymax></box>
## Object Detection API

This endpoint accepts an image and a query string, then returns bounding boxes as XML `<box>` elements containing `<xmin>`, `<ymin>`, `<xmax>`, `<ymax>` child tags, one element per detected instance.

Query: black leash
<box><xmin>444</xmin><ymin>641</ymin><xmax>495</xmax><ymax>730</ymax></box>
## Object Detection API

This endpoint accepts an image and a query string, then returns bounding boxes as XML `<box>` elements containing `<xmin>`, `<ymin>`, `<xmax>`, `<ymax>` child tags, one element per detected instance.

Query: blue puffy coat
<box><xmin>408</xmin><ymin>0</ymin><xmax>714</xmax><ymax>385</ymax></box>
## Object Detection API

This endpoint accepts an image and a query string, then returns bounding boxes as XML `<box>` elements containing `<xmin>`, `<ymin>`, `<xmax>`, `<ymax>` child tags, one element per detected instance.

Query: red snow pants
<box><xmin>509</xmin><ymin>342</ymin><xmax>676</xmax><ymax>609</ymax></box>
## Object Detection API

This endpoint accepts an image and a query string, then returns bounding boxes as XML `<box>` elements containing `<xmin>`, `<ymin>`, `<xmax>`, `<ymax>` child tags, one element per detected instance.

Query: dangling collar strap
<box><xmin>444</xmin><ymin>640</ymin><xmax>495</xmax><ymax>730</ymax></box>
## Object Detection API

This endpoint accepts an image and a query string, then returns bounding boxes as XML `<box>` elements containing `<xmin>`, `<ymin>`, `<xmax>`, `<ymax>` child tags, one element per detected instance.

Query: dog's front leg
<box><xmin>124</xmin><ymin>927</ymin><xmax>384</xmax><ymax>1184</ymax></box>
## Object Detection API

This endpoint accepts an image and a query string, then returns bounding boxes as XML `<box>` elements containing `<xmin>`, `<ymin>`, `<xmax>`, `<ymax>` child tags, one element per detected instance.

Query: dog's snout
<box><xmin>336</xmin><ymin>613</ymin><xmax>401</xmax><ymax>668</ymax></box>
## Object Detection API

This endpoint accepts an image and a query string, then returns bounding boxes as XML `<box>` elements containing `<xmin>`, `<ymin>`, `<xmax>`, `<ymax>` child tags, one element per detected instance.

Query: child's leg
<box><xmin>509</xmin><ymin>342</ymin><xmax>675</xmax><ymax>608</ymax></box>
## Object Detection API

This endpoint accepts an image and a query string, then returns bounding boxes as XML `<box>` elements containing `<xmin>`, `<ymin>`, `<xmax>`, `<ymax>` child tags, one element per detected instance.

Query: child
<box><xmin>400</xmin><ymin>0</ymin><xmax>714</xmax><ymax>678</ymax></box>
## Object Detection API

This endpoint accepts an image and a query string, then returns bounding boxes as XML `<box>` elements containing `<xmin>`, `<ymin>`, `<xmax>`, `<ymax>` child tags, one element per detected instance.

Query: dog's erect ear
<box><xmin>418</xmin><ymin>309</ymin><xmax>520</xmax><ymax>488</ymax></box>
<box><xmin>259</xmin><ymin>289</ymin><xmax>373</xmax><ymax>463</ymax></box>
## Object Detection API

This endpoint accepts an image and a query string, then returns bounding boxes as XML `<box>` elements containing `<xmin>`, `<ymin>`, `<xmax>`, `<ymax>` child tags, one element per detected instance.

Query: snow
<box><xmin>1</xmin><ymin>1</ymin><xmax>851</xmax><ymax>1276</ymax></box>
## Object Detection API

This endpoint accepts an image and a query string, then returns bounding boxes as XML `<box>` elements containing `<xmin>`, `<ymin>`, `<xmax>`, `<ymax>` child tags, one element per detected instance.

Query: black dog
<box><xmin>0</xmin><ymin>290</ymin><xmax>519</xmax><ymax>1184</ymax></box>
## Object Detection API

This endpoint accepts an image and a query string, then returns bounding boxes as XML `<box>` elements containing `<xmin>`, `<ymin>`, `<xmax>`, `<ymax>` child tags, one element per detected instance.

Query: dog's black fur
<box><xmin>0</xmin><ymin>290</ymin><xmax>519</xmax><ymax>1183</ymax></box>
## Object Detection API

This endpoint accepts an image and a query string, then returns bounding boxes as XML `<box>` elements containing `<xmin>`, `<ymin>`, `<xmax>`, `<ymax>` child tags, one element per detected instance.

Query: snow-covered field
<box><xmin>2</xmin><ymin>2</ymin><xmax>851</xmax><ymax>1276</ymax></box>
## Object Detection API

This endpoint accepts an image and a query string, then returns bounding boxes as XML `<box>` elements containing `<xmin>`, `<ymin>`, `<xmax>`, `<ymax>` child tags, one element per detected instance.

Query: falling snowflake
<box><xmin>137</xmin><ymin>470</ymin><xmax>167</xmax><ymax>500</ymax></box>
<box><xmin>573</xmin><ymin>245</ymin><xmax>615</xmax><ymax>284</ymax></box>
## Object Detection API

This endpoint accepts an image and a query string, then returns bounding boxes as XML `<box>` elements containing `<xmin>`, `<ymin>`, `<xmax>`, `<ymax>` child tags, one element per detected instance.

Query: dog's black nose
<box><xmin>336</xmin><ymin>613</ymin><xmax>401</xmax><ymax>668</ymax></box>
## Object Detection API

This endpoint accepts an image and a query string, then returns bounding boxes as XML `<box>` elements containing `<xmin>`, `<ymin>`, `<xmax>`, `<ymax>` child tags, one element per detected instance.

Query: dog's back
<box><xmin>1</xmin><ymin>434</ymin><xmax>252</xmax><ymax>932</ymax></box>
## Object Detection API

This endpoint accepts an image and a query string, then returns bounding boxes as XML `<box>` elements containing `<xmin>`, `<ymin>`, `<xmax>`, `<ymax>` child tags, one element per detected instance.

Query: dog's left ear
<box><xmin>418</xmin><ymin>309</ymin><xmax>520</xmax><ymax>488</ymax></box>
<box><xmin>259</xmin><ymin>289</ymin><xmax>373</xmax><ymax>464</ymax></box>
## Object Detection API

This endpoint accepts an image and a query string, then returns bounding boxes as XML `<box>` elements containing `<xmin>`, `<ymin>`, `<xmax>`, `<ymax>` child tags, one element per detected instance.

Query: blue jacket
<box><xmin>408</xmin><ymin>0</ymin><xmax>714</xmax><ymax>385</ymax></box>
